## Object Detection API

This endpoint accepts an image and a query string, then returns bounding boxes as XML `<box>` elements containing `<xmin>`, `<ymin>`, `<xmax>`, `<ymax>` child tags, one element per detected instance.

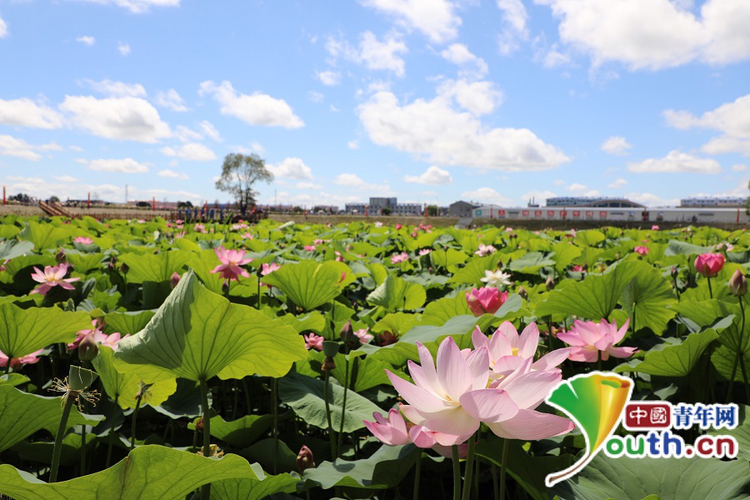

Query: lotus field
<box><xmin>0</xmin><ymin>215</ymin><xmax>748</xmax><ymax>500</ymax></box>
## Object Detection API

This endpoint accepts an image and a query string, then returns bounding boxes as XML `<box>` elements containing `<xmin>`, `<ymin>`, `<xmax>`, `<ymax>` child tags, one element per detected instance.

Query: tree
<box><xmin>381</xmin><ymin>206</ymin><xmax>393</xmax><ymax>216</ymax></box>
<box><xmin>49</xmin><ymin>196</ymin><xmax>60</xmax><ymax>203</ymax></box>
<box><xmin>425</xmin><ymin>205</ymin><xmax>439</xmax><ymax>217</ymax></box>
<box><xmin>215</xmin><ymin>153</ymin><xmax>273</xmax><ymax>216</ymax></box>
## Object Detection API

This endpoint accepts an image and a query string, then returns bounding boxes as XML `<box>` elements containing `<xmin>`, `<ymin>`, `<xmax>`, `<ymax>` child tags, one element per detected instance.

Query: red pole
<box><xmin>87</xmin><ymin>192</ymin><xmax>90</xmax><ymax>209</ymax></box>
<box><xmin>365</xmin><ymin>205</ymin><xmax>369</xmax><ymax>217</ymax></box>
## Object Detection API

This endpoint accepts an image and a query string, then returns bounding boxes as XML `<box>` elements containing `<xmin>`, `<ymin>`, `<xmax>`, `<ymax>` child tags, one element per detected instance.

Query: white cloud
<box><xmin>440</xmin><ymin>43</ymin><xmax>489</xmax><ymax>78</ymax></box>
<box><xmin>347</xmin><ymin>140</ymin><xmax>360</xmax><ymax>149</ymax></box>
<box><xmin>732</xmin><ymin>164</ymin><xmax>748</xmax><ymax>172</ymax></box>
<box><xmin>0</xmin><ymin>135</ymin><xmax>59</xmax><ymax>161</ymax></box>
<box><xmin>198</xmin><ymin>120</ymin><xmax>221</xmax><ymax>142</ymax></box>
<box><xmin>0</xmin><ymin>16</ymin><xmax>7</xmax><ymax>38</ymax></box>
<box><xmin>358</xmin><ymin>88</ymin><xmax>569</xmax><ymax>171</ymax></box>
<box><xmin>81</xmin><ymin>0</ymin><xmax>180</xmax><ymax>14</ymax></box>
<box><xmin>83</xmin><ymin>79</ymin><xmax>147</xmax><ymax>98</ymax></box>
<box><xmin>536</xmin><ymin>0</ymin><xmax>750</xmax><ymax>70</ymax></box>
<box><xmin>174</xmin><ymin>125</ymin><xmax>202</xmax><ymax>143</ymax></box>
<box><xmin>118</xmin><ymin>42</ymin><xmax>131</xmax><ymax>56</ymax></box>
<box><xmin>158</xmin><ymin>169</ymin><xmax>189</xmax><ymax>180</ymax></box>
<box><xmin>85</xmin><ymin>158</ymin><xmax>149</xmax><ymax>173</ymax></box>
<box><xmin>295</xmin><ymin>182</ymin><xmax>323</xmax><ymax>190</ymax></box>
<box><xmin>308</xmin><ymin>91</ymin><xmax>324</xmax><ymax>103</ymax></box>
<box><xmin>199</xmin><ymin>80</ymin><xmax>304</xmax><ymax>129</ymax></box>
<box><xmin>628</xmin><ymin>150</ymin><xmax>721</xmax><ymax>174</ymax></box>
<box><xmin>334</xmin><ymin>173</ymin><xmax>394</xmax><ymax>195</ymax></box>
<box><xmin>335</xmin><ymin>173</ymin><xmax>364</xmax><ymax>186</ymax></box>
<box><xmin>404</xmin><ymin>165</ymin><xmax>453</xmax><ymax>185</ymax></box>
<box><xmin>76</xmin><ymin>36</ymin><xmax>95</xmax><ymax>46</ymax></box>
<box><xmin>437</xmin><ymin>79</ymin><xmax>503</xmax><ymax>115</ymax></box>
<box><xmin>5</xmin><ymin>176</ymin><xmax>124</xmax><ymax>202</ymax></box>
<box><xmin>497</xmin><ymin>0</ymin><xmax>529</xmax><ymax>55</ymax></box>
<box><xmin>601</xmin><ymin>136</ymin><xmax>632</xmax><ymax>155</ymax></box>
<box><xmin>60</xmin><ymin>95</ymin><xmax>171</xmax><ymax>142</ymax></box>
<box><xmin>566</xmin><ymin>183</ymin><xmax>588</xmax><ymax>192</ymax></box>
<box><xmin>268</xmin><ymin>157</ymin><xmax>314</xmax><ymax>180</ymax></box>
<box><xmin>54</xmin><ymin>175</ymin><xmax>78</xmax><ymax>183</ymax></box>
<box><xmin>461</xmin><ymin>187</ymin><xmax>513</xmax><ymax>206</ymax></box>
<box><xmin>327</xmin><ymin>32</ymin><xmax>408</xmax><ymax>77</ymax></box>
<box><xmin>360</xmin><ymin>0</ymin><xmax>461</xmax><ymax>44</ymax></box>
<box><xmin>160</xmin><ymin>143</ymin><xmax>216</xmax><ymax>161</ymax></box>
<box><xmin>155</xmin><ymin>89</ymin><xmax>188</xmax><ymax>111</ymax></box>
<box><xmin>523</xmin><ymin>190</ymin><xmax>557</xmax><ymax>205</ymax></box>
<box><xmin>316</xmin><ymin>70</ymin><xmax>341</xmax><ymax>86</ymax></box>
<box><xmin>702</xmin><ymin>136</ymin><xmax>750</xmax><ymax>156</ymax></box>
<box><xmin>623</xmin><ymin>192</ymin><xmax>680</xmax><ymax>207</ymax></box>
<box><xmin>608</xmin><ymin>178</ymin><xmax>628</xmax><ymax>189</ymax></box>
<box><xmin>0</xmin><ymin>98</ymin><xmax>64</xmax><ymax>129</ymax></box>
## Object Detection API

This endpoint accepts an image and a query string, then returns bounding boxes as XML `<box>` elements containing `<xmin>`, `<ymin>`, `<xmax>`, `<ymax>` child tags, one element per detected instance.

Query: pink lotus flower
<box><xmin>232</xmin><ymin>223</ymin><xmax>249</xmax><ymax>231</ymax></box>
<box><xmin>391</xmin><ymin>252</ymin><xmax>409</xmax><ymax>264</ymax></box>
<box><xmin>364</xmin><ymin>408</ymin><xmax>411</xmax><ymax>446</ymax></box>
<box><xmin>304</xmin><ymin>333</ymin><xmax>324</xmax><ymax>351</ymax></box>
<box><xmin>472</xmin><ymin>323</ymin><xmax>570</xmax><ymax>375</ymax></box>
<box><xmin>68</xmin><ymin>319</ymin><xmax>128</xmax><ymax>351</ymax></box>
<box><xmin>694</xmin><ymin>253</ymin><xmax>725</xmax><ymax>277</ymax></box>
<box><xmin>395</xmin><ymin>224</ymin><xmax>402</xmax><ymax>230</ymax></box>
<box><xmin>354</xmin><ymin>328</ymin><xmax>374</xmax><ymax>344</ymax></box>
<box><xmin>304</xmin><ymin>245</ymin><xmax>316</xmax><ymax>252</ymax></box>
<box><xmin>557</xmin><ymin>319</ymin><xmax>636</xmax><ymax>362</ymax></box>
<box><xmin>261</xmin><ymin>263</ymin><xmax>281</xmax><ymax>276</ymax></box>
<box><xmin>30</xmin><ymin>263</ymin><xmax>80</xmax><ymax>295</ymax></box>
<box><xmin>194</xmin><ymin>223</ymin><xmax>207</xmax><ymax>233</ymax></box>
<box><xmin>378</xmin><ymin>331</ymin><xmax>398</xmax><ymax>346</ymax></box>
<box><xmin>314</xmin><ymin>239</ymin><xmax>325</xmax><ymax>245</ymax></box>
<box><xmin>0</xmin><ymin>348</ymin><xmax>44</xmax><ymax>369</ymax></box>
<box><xmin>475</xmin><ymin>244</ymin><xmax>497</xmax><ymax>256</ymax></box>
<box><xmin>175</xmin><ymin>231</ymin><xmax>186</xmax><ymax>239</ymax></box>
<box><xmin>571</xmin><ymin>265</ymin><xmax>585</xmax><ymax>272</ymax></box>
<box><xmin>170</xmin><ymin>272</ymin><xmax>181</xmax><ymax>288</ymax></box>
<box><xmin>74</xmin><ymin>236</ymin><xmax>94</xmax><ymax>245</ymax></box>
<box><xmin>241</xmin><ymin>232</ymin><xmax>254</xmax><ymax>240</ymax></box>
<box><xmin>176</xmin><ymin>219</ymin><xmax>184</xmax><ymax>224</ymax></box>
<box><xmin>211</xmin><ymin>247</ymin><xmax>252</xmax><ymax>281</ymax></box>
<box><xmin>466</xmin><ymin>287</ymin><xmax>507</xmax><ymax>316</ymax></box>
<box><xmin>634</xmin><ymin>246</ymin><xmax>649</xmax><ymax>255</ymax></box>
<box><xmin>418</xmin><ymin>249</ymin><xmax>431</xmax><ymax>256</ymax></box>
<box><xmin>652</xmin><ymin>225</ymin><xmax>660</xmax><ymax>230</ymax></box>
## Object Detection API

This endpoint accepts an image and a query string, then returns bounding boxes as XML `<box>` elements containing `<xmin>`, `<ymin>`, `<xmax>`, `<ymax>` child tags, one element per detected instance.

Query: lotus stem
<box><xmin>50</xmin><ymin>394</ymin><xmax>75</xmax><ymax>482</ymax></box>
<box><xmin>491</xmin><ymin>464</ymin><xmax>499</xmax><ymax>500</ymax></box>
<box><xmin>727</xmin><ymin>296</ymin><xmax>749</xmax><ymax>403</ymax></box>
<box><xmin>461</xmin><ymin>435</ymin><xmax>477</xmax><ymax>500</ymax></box>
<box><xmin>337</xmin><ymin>356</ymin><xmax>349</xmax><ymax>454</ymax></box>
<box><xmin>80</xmin><ymin>425</ymin><xmax>87</xmax><ymax>475</ymax></box>
<box><xmin>272</xmin><ymin>377</ymin><xmax>279</xmax><ymax>475</ymax></box>
<box><xmin>499</xmin><ymin>438</ymin><xmax>509</xmax><ymax>500</ymax></box>
<box><xmin>323</xmin><ymin>369</ymin><xmax>336</xmax><ymax>459</ymax></box>
<box><xmin>200</xmin><ymin>377</ymin><xmax>212</xmax><ymax>500</ymax></box>
<box><xmin>130</xmin><ymin>391</ymin><xmax>143</xmax><ymax>450</ymax></box>
<box><xmin>707</xmin><ymin>276</ymin><xmax>713</xmax><ymax>299</ymax></box>
<box><xmin>452</xmin><ymin>445</ymin><xmax>461</xmax><ymax>500</ymax></box>
<box><xmin>413</xmin><ymin>450</ymin><xmax>421</xmax><ymax>500</ymax></box>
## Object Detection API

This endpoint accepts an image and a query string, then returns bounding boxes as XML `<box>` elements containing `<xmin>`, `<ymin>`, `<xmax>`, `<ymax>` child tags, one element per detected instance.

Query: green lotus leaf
<box><xmin>189</xmin><ymin>414</ymin><xmax>273</xmax><ymax>448</ymax></box>
<box><xmin>117</xmin><ymin>250</ymin><xmax>194</xmax><ymax>284</ymax></box>
<box><xmin>0</xmin><ymin>445</ymin><xmax>259</xmax><ymax>500</ymax></box>
<box><xmin>615</xmin><ymin>329</ymin><xmax>719</xmax><ymax>377</ymax></box>
<box><xmin>366</xmin><ymin>274</ymin><xmax>426</xmax><ymax>312</ymax></box>
<box><xmin>618</xmin><ymin>260</ymin><xmax>677</xmax><ymax>335</ymax></box>
<box><xmin>103</xmin><ymin>310</ymin><xmax>156</xmax><ymax>335</ymax></box>
<box><xmin>0</xmin><ymin>240</ymin><xmax>34</xmax><ymax>261</ymax></box>
<box><xmin>211</xmin><ymin>465</ymin><xmax>299</xmax><ymax>500</ymax></box>
<box><xmin>707</xmin><ymin>405</ymin><xmax>750</xmax><ymax>462</ymax></box>
<box><xmin>18</xmin><ymin>221</ymin><xmax>70</xmax><ymax>250</ymax></box>
<box><xmin>65</xmin><ymin>253</ymin><xmax>105</xmax><ymax>274</ymax></box>
<box><xmin>0</xmin><ymin>302</ymin><xmax>92</xmax><ymax>359</ymax></box>
<box><xmin>420</xmin><ymin>294</ymin><xmax>472</xmax><ymax>326</ymax></box>
<box><xmin>114</xmin><ymin>270</ymin><xmax>307</xmax><ymax>382</ymax></box>
<box><xmin>448</xmin><ymin>253</ymin><xmax>502</xmax><ymax>286</ymax></box>
<box><xmin>509</xmin><ymin>252</ymin><xmax>556</xmax><ymax>274</ymax></box>
<box><xmin>430</xmin><ymin>248</ymin><xmax>468</xmax><ymax>269</ymax></box>
<box><xmin>261</xmin><ymin>260</ymin><xmax>355</xmax><ymax>311</ymax></box>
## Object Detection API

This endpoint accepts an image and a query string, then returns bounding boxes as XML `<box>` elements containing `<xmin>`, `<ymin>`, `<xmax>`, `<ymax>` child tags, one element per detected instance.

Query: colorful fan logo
<box><xmin>545</xmin><ymin>371</ymin><xmax>633</xmax><ymax>487</ymax></box>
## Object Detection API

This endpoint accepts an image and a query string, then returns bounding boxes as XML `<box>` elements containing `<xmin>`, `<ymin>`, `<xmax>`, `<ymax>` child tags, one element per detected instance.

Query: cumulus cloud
<box><xmin>327</xmin><ymin>31</ymin><xmax>408</xmax><ymax>77</ymax></box>
<box><xmin>623</xmin><ymin>192</ymin><xmax>680</xmax><ymax>207</ymax></box>
<box><xmin>76</xmin><ymin>36</ymin><xmax>95</xmax><ymax>46</ymax></box>
<box><xmin>84</xmin><ymin>158</ymin><xmax>149</xmax><ymax>173</ymax></box>
<box><xmin>608</xmin><ymin>178</ymin><xmax>628</xmax><ymax>189</ymax></box>
<box><xmin>60</xmin><ymin>95</ymin><xmax>171</xmax><ymax>142</ymax></box>
<box><xmin>497</xmin><ymin>0</ymin><xmax>529</xmax><ymax>55</ymax></box>
<box><xmin>0</xmin><ymin>16</ymin><xmax>7</xmax><ymax>38</ymax></box>
<box><xmin>83</xmin><ymin>79</ymin><xmax>147</xmax><ymax>98</ymax></box>
<box><xmin>441</xmin><ymin>43</ymin><xmax>489</xmax><ymax>78</ymax></box>
<box><xmin>536</xmin><ymin>0</ymin><xmax>750</xmax><ymax>70</ymax></box>
<box><xmin>335</xmin><ymin>173</ymin><xmax>394</xmax><ymax>195</ymax></box>
<box><xmin>461</xmin><ymin>187</ymin><xmax>513</xmax><ymax>206</ymax></box>
<box><xmin>316</xmin><ymin>70</ymin><xmax>341</xmax><ymax>86</ymax></box>
<box><xmin>404</xmin><ymin>166</ymin><xmax>453</xmax><ymax>185</ymax></box>
<box><xmin>155</xmin><ymin>89</ymin><xmax>188</xmax><ymax>111</ymax></box>
<box><xmin>197</xmin><ymin>120</ymin><xmax>221</xmax><ymax>142</ymax></box>
<box><xmin>54</xmin><ymin>175</ymin><xmax>78</xmax><ymax>183</ymax></box>
<box><xmin>0</xmin><ymin>98</ymin><xmax>64</xmax><ymax>129</ymax></box>
<box><xmin>601</xmin><ymin>136</ymin><xmax>632</xmax><ymax>155</ymax></box>
<box><xmin>358</xmin><ymin>85</ymin><xmax>568</xmax><ymax>171</ymax></box>
<box><xmin>158</xmin><ymin>169</ymin><xmax>189</xmax><ymax>180</ymax></box>
<box><xmin>628</xmin><ymin>150</ymin><xmax>721</xmax><ymax>174</ymax></box>
<box><xmin>437</xmin><ymin>79</ymin><xmax>503</xmax><ymax>115</ymax></box>
<box><xmin>0</xmin><ymin>135</ymin><xmax>60</xmax><ymax>161</ymax></box>
<box><xmin>267</xmin><ymin>158</ymin><xmax>314</xmax><ymax>180</ymax></box>
<box><xmin>118</xmin><ymin>42</ymin><xmax>131</xmax><ymax>56</ymax></box>
<box><xmin>160</xmin><ymin>143</ymin><xmax>216</xmax><ymax>161</ymax></box>
<box><xmin>732</xmin><ymin>164</ymin><xmax>748</xmax><ymax>172</ymax></box>
<box><xmin>360</xmin><ymin>0</ymin><xmax>460</xmax><ymax>43</ymax></box>
<box><xmin>80</xmin><ymin>0</ymin><xmax>180</xmax><ymax>14</ymax></box>
<box><xmin>199</xmin><ymin>80</ymin><xmax>304</xmax><ymax>129</ymax></box>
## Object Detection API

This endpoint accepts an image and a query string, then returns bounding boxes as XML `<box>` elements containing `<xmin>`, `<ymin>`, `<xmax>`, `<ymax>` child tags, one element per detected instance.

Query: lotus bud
<box><xmin>671</xmin><ymin>267</ymin><xmax>678</xmax><ymax>278</ymax></box>
<box><xmin>729</xmin><ymin>269</ymin><xmax>747</xmax><ymax>296</ymax></box>
<box><xmin>120</xmin><ymin>262</ymin><xmax>129</xmax><ymax>274</ymax></box>
<box><xmin>378</xmin><ymin>331</ymin><xmax>398</xmax><ymax>346</ymax></box>
<box><xmin>297</xmin><ymin>445</ymin><xmax>316</xmax><ymax>472</ymax></box>
<box><xmin>339</xmin><ymin>320</ymin><xmax>352</xmax><ymax>340</ymax></box>
<box><xmin>78</xmin><ymin>335</ymin><xmax>99</xmax><ymax>361</ymax></box>
<box><xmin>55</xmin><ymin>248</ymin><xmax>67</xmax><ymax>264</ymax></box>
<box><xmin>545</xmin><ymin>276</ymin><xmax>555</xmax><ymax>291</ymax></box>
<box><xmin>194</xmin><ymin>417</ymin><xmax>204</xmax><ymax>432</ymax></box>
<box><xmin>170</xmin><ymin>272</ymin><xmax>181</xmax><ymax>289</ymax></box>
<box><xmin>517</xmin><ymin>286</ymin><xmax>528</xmax><ymax>300</ymax></box>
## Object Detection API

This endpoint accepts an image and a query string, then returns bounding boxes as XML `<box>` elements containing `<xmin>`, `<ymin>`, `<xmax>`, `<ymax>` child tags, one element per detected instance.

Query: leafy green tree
<box><xmin>425</xmin><ymin>205</ymin><xmax>439</xmax><ymax>217</ymax></box>
<box><xmin>215</xmin><ymin>153</ymin><xmax>273</xmax><ymax>216</ymax></box>
<box><xmin>381</xmin><ymin>206</ymin><xmax>393</xmax><ymax>216</ymax></box>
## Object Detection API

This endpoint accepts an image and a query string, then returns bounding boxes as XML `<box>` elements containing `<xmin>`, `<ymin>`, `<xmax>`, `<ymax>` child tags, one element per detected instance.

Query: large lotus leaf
<box><xmin>536</xmin><ymin>261</ymin><xmax>640</xmax><ymax>320</ymax></box>
<box><xmin>0</xmin><ymin>239</ymin><xmax>34</xmax><ymax>261</ymax></box>
<box><xmin>420</xmin><ymin>293</ymin><xmax>472</xmax><ymax>326</ymax></box>
<box><xmin>301</xmin><ymin>351</ymin><xmax>392</xmax><ymax>392</ymax></box>
<box><xmin>0</xmin><ymin>385</ymin><xmax>103</xmax><ymax>453</ymax></box>
<box><xmin>618</xmin><ymin>260</ymin><xmax>677</xmax><ymax>335</ymax></box>
<box><xmin>664</xmin><ymin>240</ymin><xmax>713</xmax><ymax>256</ymax></box>
<box><xmin>574</xmin><ymin>230</ymin><xmax>606</xmax><ymax>247</ymax></box>
<box><xmin>261</xmin><ymin>260</ymin><xmax>355</xmax><ymax>311</ymax></box>
<box><xmin>18</xmin><ymin>221</ymin><xmax>70</xmax><ymax>250</ymax></box>
<box><xmin>707</xmin><ymin>405</ymin><xmax>750</xmax><ymax>462</ymax></box>
<box><xmin>103</xmin><ymin>310</ymin><xmax>156</xmax><ymax>335</ymax></box>
<box><xmin>0</xmin><ymin>373</ymin><xmax>30</xmax><ymax>386</ymax></box>
<box><xmin>371</xmin><ymin>312</ymin><xmax>420</xmax><ymax>337</ymax></box>
<box><xmin>92</xmin><ymin>346</ymin><xmax>176</xmax><ymax>409</ymax></box>
<box><xmin>552</xmin><ymin>452</ymin><xmax>750</xmax><ymax>500</ymax></box>
<box><xmin>304</xmin><ymin>444</ymin><xmax>418</xmax><ymax>490</ymax></box>
<box><xmin>152</xmin><ymin>378</ymin><xmax>204</xmax><ymax>419</ymax></box>
<box><xmin>430</xmin><ymin>248</ymin><xmax>468</xmax><ymax>269</ymax></box>
<box><xmin>403</xmin><ymin>231</ymin><xmax>440</xmax><ymax>252</ymax></box>
<box><xmin>114</xmin><ymin>270</ymin><xmax>307</xmax><ymax>382</ymax></box>
<box><xmin>509</xmin><ymin>252</ymin><xmax>556</xmax><ymax>274</ymax></box>
<box><xmin>366</xmin><ymin>274</ymin><xmax>426</xmax><ymax>312</ymax></box>
<box><xmin>65</xmin><ymin>253</ymin><xmax>105</xmax><ymax>274</ymax></box>
<box><xmin>553</xmin><ymin>242</ymin><xmax>582</xmax><ymax>273</ymax></box>
<box><xmin>190</xmin><ymin>414</ymin><xmax>273</xmax><ymax>448</ymax></box>
<box><xmin>0</xmin><ymin>254</ymin><xmax>56</xmax><ymax>285</ymax></box>
<box><xmin>448</xmin><ymin>253</ymin><xmax>502</xmax><ymax>286</ymax></box>
<box><xmin>210</xmin><ymin>465</ymin><xmax>299</xmax><ymax>500</ymax></box>
<box><xmin>188</xmin><ymin>249</ymin><xmax>258</xmax><ymax>296</ymax></box>
<box><xmin>0</xmin><ymin>445</ymin><xmax>259</xmax><ymax>500</ymax></box>
<box><xmin>117</xmin><ymin>250</ymin><xmax>194</xmax><ymax>284</ymax></box>
<box><xmin>276</xmin><ymin>311</ymin><xmax>327</xmax><ymax>334</ymax></box>
<box><xmin>615</xmin><ymin>329</ymin><xmax>719</xmax><ymax>377</ymax></box>
<box><xmin>400</xmin><ymin>314</ymin><xmax>490</xmax><ymax>345</ymax></box>
<box><xmin>710</xmin><ymin>301</ymin><xmax>750</xmax><ymax>382</ymax></box>
<box><xmin>0</xmin><ymin>302</ymin><xmax>91</xmax><ymax>359</ymax></box>
<box><xmin>278</xmin><ymin>372</ymin><xmax>382</xmax><ymax>433</ymax></box>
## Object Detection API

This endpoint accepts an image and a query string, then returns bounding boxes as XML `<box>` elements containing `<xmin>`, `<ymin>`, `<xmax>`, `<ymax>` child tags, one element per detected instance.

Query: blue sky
<box><xmin>0</xmin><ymin>0</ymin><xmax>748</xmax><ymax>208</ymax></box>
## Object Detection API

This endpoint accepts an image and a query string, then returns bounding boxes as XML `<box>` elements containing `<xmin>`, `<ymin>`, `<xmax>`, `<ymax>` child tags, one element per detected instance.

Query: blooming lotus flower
<box><xmin>557</xmin><ymin>319</ymin><xmax>636</xmax><ymax>362</ymax></box>
<box><xmin>304</xmin><ymin>245</ymin><xmax>316</xmax><ymax>252</ymax></box>
<box><xmin>241</xmin><ymin>232</ymin><xmax>254</xmax><ymax>240</ymax></box>
<box><xmin>571</xmin><ymin>265</ymin><xmax>585</xmax><ymax>273</ymax></box>
<box><xmin>395</xmin><ymin>224</ymin><xmax>402</xmax><ymax>230</ymax></box>
<box><xmin>334</xmin><ymin>251</ymin><xmax>345</xmax><ymax>262</ymax></box>
<box><xmin>175</xmin><ymin>231</ymin><xmax>186</xmax><ymax>239</ymax></box>
<box><xmin>480</xmin><ymin>270</ymin><xmax>511</xmax><ymax>288</ymax></box>
<box><xmin>634</xmin><ymin>246</ymin><xmax>649</xmax><ymax>255</ymax></box>
<box><xmin>211</xmin><ymin>247</ymin><xmax>252</xmax><ymax>282</ymax></box>
<box><xmin>472</xmin><ymin>323</ymin><xmax>569</xmax><ymax>376</ymax></box>
<box><xmin>30</xmin><ymin>263</ymin><xmax>80</xmax><ymax>295</ymax></box>
<box><xmin>68</xmin><ymin>319</ymin><xmax>128</xmax><ymax>351</ymax></box>
<box><xmin>0</xmin><ymin>348</ymin><xmax>44</xmax><ymax>369</ymax></box>
<box><xmin>354</xmin><ymin>328</ymin><xmax>374</xmax><ymax>344</ymax></box>
<box><xmin>194</xmin><ymin>223</ymin><xmax>207</xmax><ymax>233</ymax></box>
<box><xmin>651</xmin><ymin>225</ymin><xmax>660</xmax><ymax>230</ymax></box>
<box><xmin>374</xmin><ymin>222</ymin><xmax>383</xmax><ymax>227</ymax></box>
<box><xmin>314</xmin><ymin>239</ymin><xmax>325</xmax><ymax>245</ymax></box>
<box><xmin>304</xmin><ymin>333</ymin><xmax>324</xmax><ymax>351</ymax></box>
<box><xmin>418</xmin><ymin>249</ymin><xmax>432</xmax><ymax>256</ymax></box>
<box><xmin>74</xmin><ymin>236</ymin><xmax>94</xmax><ymax>245</ymax></box>
<box><xmin>475</xmin><ymin>244</ymin><xmax>497</xmax><ymax>256</ymax></box>
<box><xmin>261</xmin><ymin>263</ymin><xmax>281</xmax><ymax>276</ymax></box>
<box><xmin>715</xmin><ymin>242</ymin><xmax>734</xmax><ymax>253</ymax></box>
<box><xmin>391</xmin><ymin>252</ymin><xmax>409</xmax><ymax>264</ymax></box>
<box><xmin>364</xmin><ymin>408</ymin><xmax>411</xmax><ymax>446</ymax></box>
<box><xmin>466</xmin><ymin>287</ymin><xmax>507</xmax><ymax>316</ymax></box>
<box><xmin>694</xmin><ymin>253</ymin><xmax>725</xmax><ymax>277</ymax></box>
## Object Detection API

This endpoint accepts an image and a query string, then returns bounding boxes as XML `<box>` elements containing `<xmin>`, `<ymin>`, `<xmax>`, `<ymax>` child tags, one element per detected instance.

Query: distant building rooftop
<box><xmin>546</xmin><ymin>197</ymin><xmax>645</xmax><ymax>208</ymax></box>
<box><xmin>680</xmin><ymin>196</ymin><xmax>747</xmax><ymax>208</ymax></box>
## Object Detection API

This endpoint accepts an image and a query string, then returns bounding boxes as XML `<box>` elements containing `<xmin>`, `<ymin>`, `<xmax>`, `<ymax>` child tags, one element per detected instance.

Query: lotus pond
<box><xmin>0</xmin><ymin>216</ymin><xmax>747</xmax><ymax>500</ymax></box>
